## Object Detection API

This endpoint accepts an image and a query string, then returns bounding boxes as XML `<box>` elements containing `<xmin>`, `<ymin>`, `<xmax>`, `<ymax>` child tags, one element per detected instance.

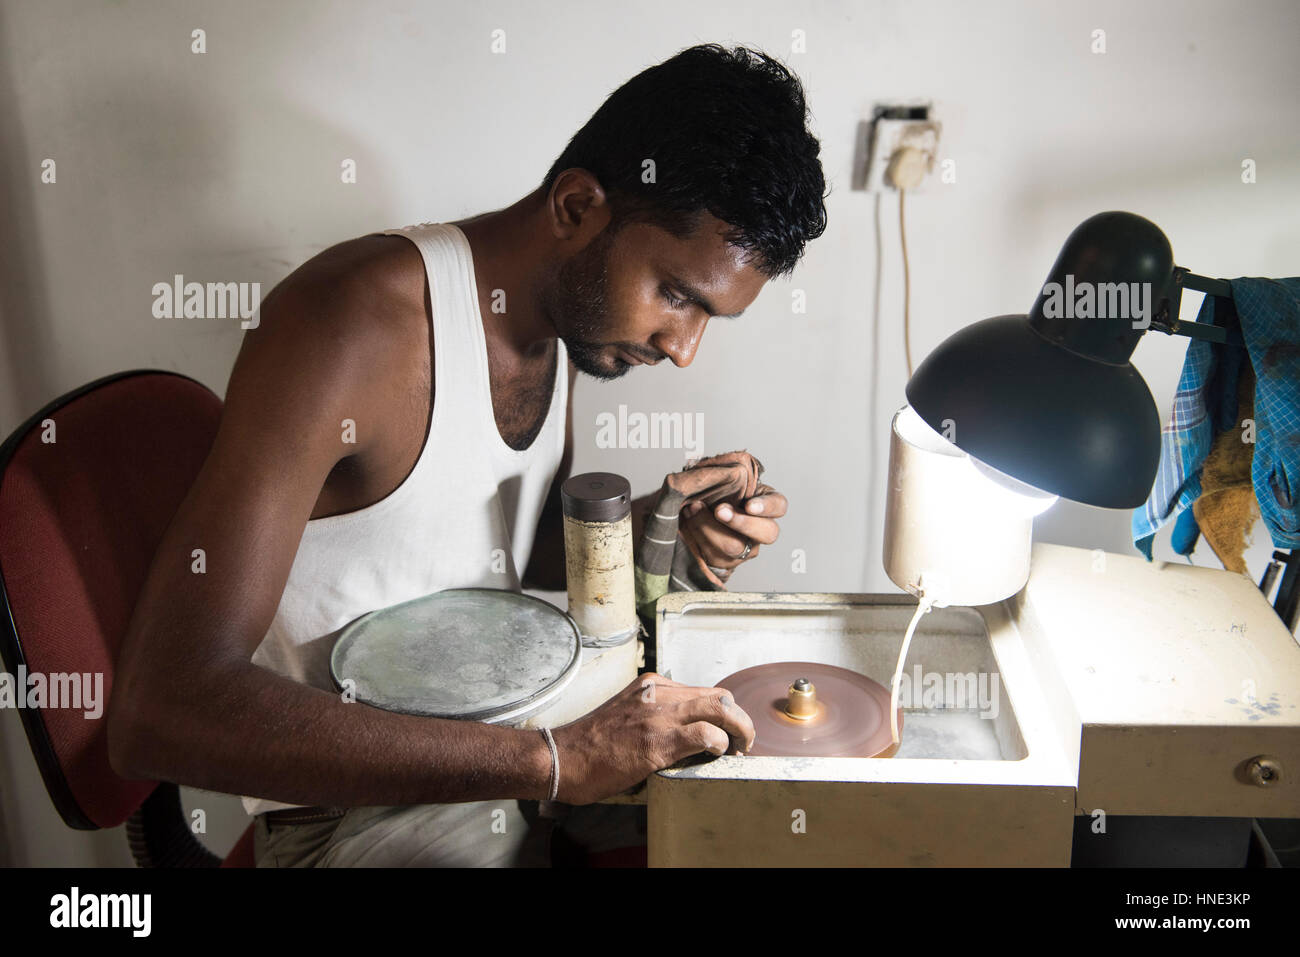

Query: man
<box><xmin>107</xmin><ymin>43</ymin><xmax>827</xmax><ymax>866</ymax></box>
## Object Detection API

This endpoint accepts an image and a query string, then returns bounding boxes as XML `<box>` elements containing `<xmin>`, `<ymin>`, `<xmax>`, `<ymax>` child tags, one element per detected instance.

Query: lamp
<box><xmin>883</xmin><ymin>404</ymin><xmax>1057</xmax><ymax>607</ymax></box>
<box><xmin>905</xmin><ymin>210</ymin><xmax>1235</xmax><ymax>509</ymax></box>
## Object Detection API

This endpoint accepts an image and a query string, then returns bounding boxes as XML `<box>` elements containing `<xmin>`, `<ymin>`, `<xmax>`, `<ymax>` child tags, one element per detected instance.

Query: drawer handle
<box><xmin>1245</xmin><ymin>755</ymin><xmax>1283</xmax><ymax>788</ymax></box>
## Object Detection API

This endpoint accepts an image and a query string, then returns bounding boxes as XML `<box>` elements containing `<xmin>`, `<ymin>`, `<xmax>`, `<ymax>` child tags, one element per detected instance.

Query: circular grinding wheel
<box><xmin>716</xmin><ymin>661</ymin><xmax>901</xmax><ymax>758</ymax></box>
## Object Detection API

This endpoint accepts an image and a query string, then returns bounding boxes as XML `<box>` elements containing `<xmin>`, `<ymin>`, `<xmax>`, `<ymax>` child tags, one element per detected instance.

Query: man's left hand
<box><xmin>678</xmin><ymin>482</ymin><xmax>788</xmax><ymax>583</ymax></box>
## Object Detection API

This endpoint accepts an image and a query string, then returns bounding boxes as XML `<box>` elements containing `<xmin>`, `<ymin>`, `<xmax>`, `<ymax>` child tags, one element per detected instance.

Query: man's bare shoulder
<box><xmin>220</xmin><ymin>234</ymin><xmax>430</xmax><ymax>459</ymax></box>
<box><xmin>258</xmin><ymin>234</ymin><xmax>427</xmax><ymax>345</ymax></box>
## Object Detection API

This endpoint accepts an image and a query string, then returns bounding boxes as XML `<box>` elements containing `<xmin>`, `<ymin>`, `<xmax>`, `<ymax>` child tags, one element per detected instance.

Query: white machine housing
<box><xmin>648</xmin><ymin>544</ymin><xmax>1300</xmax><ymax>866</ymax></box>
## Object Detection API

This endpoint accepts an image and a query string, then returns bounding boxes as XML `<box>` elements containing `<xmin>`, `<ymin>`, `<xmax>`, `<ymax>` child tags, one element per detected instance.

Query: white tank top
<box><xmin>241</xmin><ymin>222</ymin><xmax>568</xmax><ymax>815</ymax></box>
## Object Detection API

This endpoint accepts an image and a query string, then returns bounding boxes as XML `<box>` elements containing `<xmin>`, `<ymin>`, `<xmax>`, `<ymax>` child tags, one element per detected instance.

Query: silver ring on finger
<box><xmin>739</xmin><ymin>542</ymin><xmax>753</xmax><ymax>560</ymax></box>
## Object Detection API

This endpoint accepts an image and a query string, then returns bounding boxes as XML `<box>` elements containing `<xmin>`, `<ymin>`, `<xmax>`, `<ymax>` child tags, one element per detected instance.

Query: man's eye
<box><xmin>661</xmin><ymin>287</ymin><xmax>691</xmax><ymax>309</ymax></box>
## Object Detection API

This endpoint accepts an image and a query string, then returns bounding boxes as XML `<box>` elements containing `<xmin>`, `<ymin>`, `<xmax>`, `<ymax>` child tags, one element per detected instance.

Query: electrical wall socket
<box><xmin>864</xmin><ymin>104</ymin><xmax>941</xmax><ymax>193</ymax></box>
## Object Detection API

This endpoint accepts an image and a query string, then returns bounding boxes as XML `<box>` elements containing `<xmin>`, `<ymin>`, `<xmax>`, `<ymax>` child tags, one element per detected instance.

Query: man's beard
<box><xmin>541</xmin><ymin>225</ymin><xmax>630</xmax><ymax>381</ymax></box>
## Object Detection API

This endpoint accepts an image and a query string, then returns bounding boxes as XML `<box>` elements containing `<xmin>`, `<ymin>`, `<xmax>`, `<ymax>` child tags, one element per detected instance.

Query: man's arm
<box><xmin>108</xmin><ymin>251</ymin><xmax>750</xmax><ymax>806</ymax></box>
<box><xmin>107</xmin><ymin>243</ymin><xmax>556</xmax><ymax>805</ymax></box>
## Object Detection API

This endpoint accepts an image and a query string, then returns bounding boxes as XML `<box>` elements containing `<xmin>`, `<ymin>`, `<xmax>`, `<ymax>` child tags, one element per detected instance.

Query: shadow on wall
<box><xmin>0</xmin><ymin>5</ymin><xmax>396</xmax><ymax>433</ymax></box>
<box><xmin>0</xmin><ymin>6</ymin><xmax>56</xmax><ymax>428</ymax></box>
<box><xmin>0</xmin><ymin>6</ymin><xmax>396</xmax><ymax>865</ymax></box>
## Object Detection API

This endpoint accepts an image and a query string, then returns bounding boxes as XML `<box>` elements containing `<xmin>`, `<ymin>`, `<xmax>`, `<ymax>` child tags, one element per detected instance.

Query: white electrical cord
<box><xmin>889</xmin><ymin>590</ymin><xmax>935</xmax><ymax>746</ymax></box>
<box><xmin>885</xmin><ymin>145</ymin><xmax>925</xmax><ymax>377</ymax></box>
<box><xmin>900</xmin><ymin>189</ymin><xmax>913</xmax><ymax>376</ymax></box>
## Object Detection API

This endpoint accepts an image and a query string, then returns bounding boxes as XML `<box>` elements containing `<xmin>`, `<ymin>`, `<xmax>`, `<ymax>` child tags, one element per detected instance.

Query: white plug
<box><xmin>885</xmin><ymin>145</ymin><xmax>928</xmax><ymax>190</ymax></box>
<box><xmin>864</xmin><ymin>113</ymin><xmax>940</xmax><ymax>192</ymax></box>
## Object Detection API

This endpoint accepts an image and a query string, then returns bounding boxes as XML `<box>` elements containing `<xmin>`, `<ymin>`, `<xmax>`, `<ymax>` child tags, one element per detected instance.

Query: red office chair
<box><xmin>0</xmin><ymin>370</ymin><xmax>254</xmax><ymax>867</ymax></box>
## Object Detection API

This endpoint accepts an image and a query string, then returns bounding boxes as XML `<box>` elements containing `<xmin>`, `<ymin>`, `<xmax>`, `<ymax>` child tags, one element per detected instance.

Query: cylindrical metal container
<box><xmin>327</xmin><ymin>473</ymin><xmax>645</xmax><ymax>736</ymax></box>
<box><xmin>328</xmin><ymin>588</ymin><xmax>585</xmax><ymax>728</ymax></box>
<box><xmin>561</xmin><ymin>472</ymin><xmax>638</xmax><ymax>648</ymax></box>
<box><xmin>883</xmin><ymin>405</ymin><xmax>1055</xmax><ymax>607</ymax></box>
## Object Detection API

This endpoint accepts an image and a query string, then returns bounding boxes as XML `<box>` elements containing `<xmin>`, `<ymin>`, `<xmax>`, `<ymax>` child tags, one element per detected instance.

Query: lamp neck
<box><xmin>1026</xmin><ymin>211</ymin><xmax>1176</xmax><ymax>364</ymax></box>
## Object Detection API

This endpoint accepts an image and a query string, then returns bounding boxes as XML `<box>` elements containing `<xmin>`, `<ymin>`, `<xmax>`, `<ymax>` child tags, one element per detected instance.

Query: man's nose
<box><xmin>655</xmin><ymin>315</ymin><xmax>708</xmax><ymax>368</ymax></box>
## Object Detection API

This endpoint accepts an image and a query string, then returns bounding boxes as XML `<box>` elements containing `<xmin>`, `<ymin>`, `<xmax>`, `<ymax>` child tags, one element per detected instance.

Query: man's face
<box><xmin>540</xmin><ymin>211</ymin><xmax>769</xmax><ymax>380</ymax></box>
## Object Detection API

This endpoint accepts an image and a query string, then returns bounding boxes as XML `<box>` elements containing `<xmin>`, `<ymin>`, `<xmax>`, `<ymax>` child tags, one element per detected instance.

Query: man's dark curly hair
<box><xmin>541</xmin><ymin>44</ymin><xmax>828</xmax><ymax>278</ymax></box>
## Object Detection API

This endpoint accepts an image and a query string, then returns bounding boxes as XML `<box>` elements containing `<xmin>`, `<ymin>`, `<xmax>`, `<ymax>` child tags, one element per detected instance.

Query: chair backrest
<box><xmin>0</xmin><ymin>371</ymin><xmax>221</xmax><ymax>829</ymax></box>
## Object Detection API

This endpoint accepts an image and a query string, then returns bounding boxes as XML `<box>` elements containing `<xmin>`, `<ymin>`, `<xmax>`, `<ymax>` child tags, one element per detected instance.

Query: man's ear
<box><xmin>546</xmin><ymin>168</ymin><xmax>611</xmax><ymax>240</ymax></box>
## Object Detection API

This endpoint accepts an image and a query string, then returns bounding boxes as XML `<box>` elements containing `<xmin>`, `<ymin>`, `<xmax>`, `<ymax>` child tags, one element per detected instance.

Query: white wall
<box><xmin>1</xmin><ymin>0</ymin><xmax>1297</xmax><ymax>865</ymax></box>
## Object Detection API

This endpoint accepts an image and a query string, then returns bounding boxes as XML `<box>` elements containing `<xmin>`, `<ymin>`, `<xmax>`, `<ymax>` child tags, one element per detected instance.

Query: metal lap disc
<box><xmin>329</xmin><ymin>589</ymin><xmax>581</xmax><ymax>723</ymax></box>
<box><xmin>716</xmin><ymin>661</ymin><xmax>901</xmax><ymax>758</ymax></box>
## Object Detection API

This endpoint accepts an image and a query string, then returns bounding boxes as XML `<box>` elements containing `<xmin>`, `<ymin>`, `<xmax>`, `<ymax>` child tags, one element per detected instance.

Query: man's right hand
<box><xmin>550</xmin><ymin>673</ymin><xmax>755</xmax><ymax>805</ymax></box>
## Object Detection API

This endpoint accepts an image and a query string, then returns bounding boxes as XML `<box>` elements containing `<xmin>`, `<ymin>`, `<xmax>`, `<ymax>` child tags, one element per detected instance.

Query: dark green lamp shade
<box><xmin>904</xmin><ymin>314</ymin><xmax>1161</xmax><ymax>509</ymax></box>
